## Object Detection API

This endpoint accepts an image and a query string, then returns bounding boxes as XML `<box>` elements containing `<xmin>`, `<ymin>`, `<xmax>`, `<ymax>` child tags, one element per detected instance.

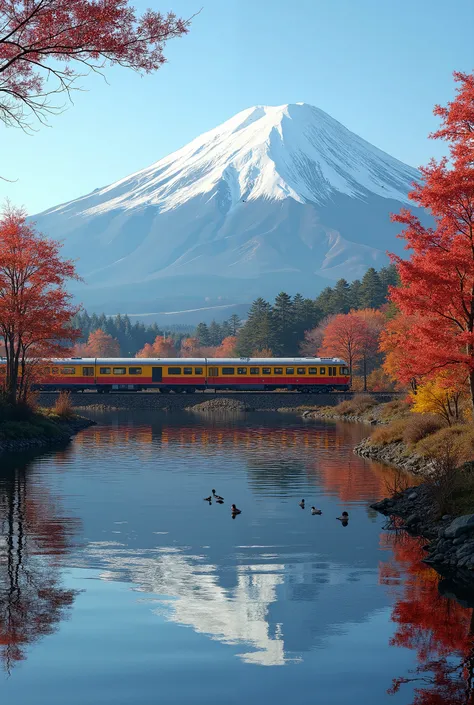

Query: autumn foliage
<box><xmin>0</xmin><ymin>206</ymin><xmax>80</xmax><ymax>404</ymax></box>
<box><xmin>389</xmin><ymin>72</ymin><xmax>474</xmax><ymax>410</ymax></box>
<box><xmin>76</xmin><ymin>329</ymin><xmax>120</xmax><ymax>357</ymax></box>
<box><xmin>0</xmin><ymin>0</ymin><xmax>189</xmax><ymax>130</ymax></box>
<box><xmin>136</xmin><ymin>335</ymin><xmax>177</xmax><ymax>358</ymax></box>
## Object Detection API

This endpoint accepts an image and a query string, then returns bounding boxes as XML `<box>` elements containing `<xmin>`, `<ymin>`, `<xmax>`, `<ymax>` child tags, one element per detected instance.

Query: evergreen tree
<box><xmin>330</xmin><ymin>278</ymin><xmax>351</xmax><ymax>313</ymax></box>
<box><xmin>208</xmin><ymin>320</ymin><xmax>222</xmax><ymax>346</ymax></box>
<box><xmin>293</xmin><ymin>294</ymin><xmax>322</xmax><ymax>352</ymax></box>
<box><xmin>379</xmin><ymin>264</ymin><xmax>399</xmax><ymax>296</ymax></box>
<box><xmin>272</xmin><ymin>292</ymin><xmax>294</xmax><ymax>355</ymax></box>
<box><xmin>235</xmin><ymin>298</ymin><xmax>274</xmax><ymax>356</ymax></box>
<box><xmin>359</xmin><ymin>268</ymin><xmax>384</xmax><ymax>308</ymax></box>
<box><xmin>348</xmin><ymin>279</ymin><xmax>362</xmax><ymax>308</ymax></box>
<box><xmin>221</xmin><ymin>320</ymin><xmax>232</xmax><ymax>338</ymax></box>
<box><xmin>228</xmin><ymin>313</ymin><xmax>242</xmax><ymax>335</ymax></box>
<box><xmin>195</xmin><ymin>322</ymin><xmax>210</xmax><ymax>346</ymax></box>
<box><xmin>315</xmin><ymin>287</ymin><xmax>335</xmax><ymax>316</ymax></box>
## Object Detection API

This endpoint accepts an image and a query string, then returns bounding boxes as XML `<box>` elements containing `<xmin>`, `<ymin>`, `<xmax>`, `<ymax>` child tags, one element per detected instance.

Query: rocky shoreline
<box><xmin>372</xmin><ymin>483</ymin><xmax>474</xmax><ymax>589</ymax></box>
<box><xmin>0</xmin><ymin>415</ymin><xmax>95</xmax><ymax>455</ymax></box>
<box><xmin>354</xmin><ymin>436</ymin><xmax>429</xmax><ymax>475</ymax></box>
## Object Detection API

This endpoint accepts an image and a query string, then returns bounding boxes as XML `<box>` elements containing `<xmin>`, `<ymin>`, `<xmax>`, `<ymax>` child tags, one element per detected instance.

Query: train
<box><xmin>3</xmin><ymin>357</ymin><xmax>351</xmax><ymax>393</ymax></box>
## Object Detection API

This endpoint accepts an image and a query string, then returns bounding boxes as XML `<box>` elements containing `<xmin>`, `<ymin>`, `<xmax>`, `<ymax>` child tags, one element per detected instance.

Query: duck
<box><xmin>215</xmin><ymin>498</ymin><xmax>224</xmax><ymax>504</ymax></box>
<box><xmin>231</xmin><ymin>504</ymin><xmax>241</xmax><ymax>514</ymax></box>
<box><xmin>337</xmin><ymin>512</ymin><xmax>349</xmax><ymax>521</ymax></box>
<box><xmin>299</xmin><ymin>499</ymin><xmax>305</xmax><ymax>509</ymax></box>
<box><xmin>311</xmin><ymin>507</ymin><xmax>322</xmax><ymax>515</ymax></box>
<box><xmin>212</xmin><ymin>489</ymin><xmax>224</xmax><ymax>501</ymax></box>
<box><xmin>203</xmin><ymin>496</ymin><xmax>212</xmax><ymax>502</ymax></box>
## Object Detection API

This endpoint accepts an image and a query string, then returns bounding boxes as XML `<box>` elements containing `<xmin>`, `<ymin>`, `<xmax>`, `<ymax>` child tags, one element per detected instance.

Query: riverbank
<box><xmin>0</xmin><ymin>413</ymin><xmax>95</xmax><ymax>454</ymax></box>
<box><xmin>38</xmin><ymin>390</ymin><xmax>396</xmax><ymax>414</ymax></box>
<box><xmin>298</xmin><ymin>396</ymin><xmax>408</xmax><ymax>424</ymax></box>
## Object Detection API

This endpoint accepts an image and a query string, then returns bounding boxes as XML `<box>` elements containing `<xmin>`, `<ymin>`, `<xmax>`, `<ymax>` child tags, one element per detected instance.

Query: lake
<box><xmin>0</xmin><ymin>410</ymin><xmax>472</xmax><ymax>705</ymax></box>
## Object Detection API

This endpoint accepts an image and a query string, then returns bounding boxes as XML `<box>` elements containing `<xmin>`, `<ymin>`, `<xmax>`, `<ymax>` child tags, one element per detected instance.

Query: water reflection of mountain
<box><xmin>0</xmin><ymin>459</ymin><xmax>80</xmax><ymax>672</ymax></box>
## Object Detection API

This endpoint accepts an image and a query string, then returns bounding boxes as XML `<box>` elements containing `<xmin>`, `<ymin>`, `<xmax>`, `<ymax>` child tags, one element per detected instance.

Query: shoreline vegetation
<box><xmin>307</xmin><ymin>394</ymin><xmax>474</xmax><ymax>588</ymax></box>
<box><xmin>0</xmin><ymin>392</ymin><xmax>95</xmax><ymax>455</ymax></box>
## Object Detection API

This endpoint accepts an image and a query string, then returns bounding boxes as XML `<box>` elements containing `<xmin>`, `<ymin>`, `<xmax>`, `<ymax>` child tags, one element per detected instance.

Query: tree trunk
<box><xmin>469</xmin><ymin>369</ymin><xmax>474</xmax><ymax>416</ymax></box>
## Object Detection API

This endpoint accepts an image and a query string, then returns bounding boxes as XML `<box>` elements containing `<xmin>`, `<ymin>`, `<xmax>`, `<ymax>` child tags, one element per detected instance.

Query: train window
<box><xmin>250</xmin><ymin>367</ymin><xmax>260</xmax><ymax>375</ymax></box>
<box><xmin>222</xmin><ymin>367</ymin><xmax>235</xmax><ymax>375</ymax></box>
<box><xmin>208</xmin><ymin>367</ymin><xmax>218</xmax><ymax>376</ymax></box>
<box><xmin>262</xmin><ymin>367</ymin><xmax>271</xmax><ymax>374</ymax></box>
<box><xmin>340</xmin><ymin>367</ymin><xmax>349</xmax><ymax>375</ymax></box>
<box><xmin>83</xmin><ymin>367</ymin><xmax>94</xmax><ymax>377</ymax></box>
<box><xmin>274</xmin><ymin>367</ymin><xmax>283</xmax><ymax>375</ymax></box>
<box><xmin>237</xmin><ymin>367</ymin><xmax>247</xmax><ymax>375</ymax></box>
<box><xmin>100</xmin><ymin>367</ymin><xmax>111</xmax><ymax>375</ymax></box>
<box><xmin>183</xmin><ymin>367</ymin><xmax>193</xmax><ymax>375</ymax></box>
<box><xmin>329</xmin><ymin>367</ymin><xmax>336</xmax><ymax>376</ymax></box>
<box><xmin>320</xmin><ymin>367</ymin><xmax>326</xmax><ymax>375</ymax></box>
<box><xmin>297</xmin><ymin>367</ymin><xmax>306</xmax><ymax>374</ymax></box>
<box><xmin>286</xmin><ymin>367</ymin><xmax>294</xmax><ymax>375</ymax></box>
<box><xmin>113</xmin><ymin>367</ymin><xmax>127</xmax><ymax>375</ymax></box>
<box><xmin>195</xmin><ymin>367</ymin><xmax>203</xmax><ymax>375</ymax></box>
<box><xmin>308</xmin><ymin>367</ymin><xmax>317</xmax><ymax>374</ymax></box>
<box><xmin>52</xmin><ymin>367</ymin><xmax>59</xmax><ymax>375</ymax></box>
<box><xmin>168</xmin><ymin>367</ymin><xmax>181</xmax><ymax>375</ymax></box>
<box><xmin>129</xmin><ymin>367</ymin><xmax>142</xmax><ymax>375</ymax></box>
<box><xmin>61</xmin><ymin>367</ymin><xmax>76</xmax><ymax>374</ymax></box>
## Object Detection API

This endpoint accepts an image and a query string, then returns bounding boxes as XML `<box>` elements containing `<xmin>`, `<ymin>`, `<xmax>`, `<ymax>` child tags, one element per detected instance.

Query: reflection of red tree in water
<box><xmin>0</xmin><ymin>467</ymin><xmax>80</xmax><ymax>672</ymax></box>
<box><xmin>380</xmin><ymin>530</ymin><xmax>474</xmax><ymax>704</ymax></box>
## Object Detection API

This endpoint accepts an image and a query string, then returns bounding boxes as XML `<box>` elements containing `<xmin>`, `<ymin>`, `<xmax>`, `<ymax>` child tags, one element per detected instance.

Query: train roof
<box><xmin>50</xmin><ymin>357</ymin><xmax>348</xmax><ymax>365</ymax></box>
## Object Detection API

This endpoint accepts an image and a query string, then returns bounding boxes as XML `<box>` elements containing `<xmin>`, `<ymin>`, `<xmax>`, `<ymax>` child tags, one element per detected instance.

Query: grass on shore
<box><xmin>0</xmin><ymin>392</ymin><xmax>76</xmax><ymax>441</ymax></box>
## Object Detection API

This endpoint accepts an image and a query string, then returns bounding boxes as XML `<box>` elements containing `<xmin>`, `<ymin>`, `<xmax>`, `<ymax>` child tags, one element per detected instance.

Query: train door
<box><xmin>208</xmin><ymin>366</ymin><xmax>219</xmax><ymax>388</ymax></box>
<box><xmin>152</xmin><ymin>367</ymin><xmax>163</xmax><ymax>384</ymax></box>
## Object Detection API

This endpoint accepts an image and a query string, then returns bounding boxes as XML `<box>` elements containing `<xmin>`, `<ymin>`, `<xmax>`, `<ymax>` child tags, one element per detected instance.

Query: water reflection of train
<box><xmin>7</xmin><ymin>357</ymin><xmax>350</xmax><ymax>393</ymax></box>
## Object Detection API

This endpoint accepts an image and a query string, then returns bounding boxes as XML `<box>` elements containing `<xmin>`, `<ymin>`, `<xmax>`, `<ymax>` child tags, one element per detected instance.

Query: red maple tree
<box><xmin>318</xmin><ymin>311</ymin><xmax>367</xmax><ymax>382</ymax></box>
<box><xmin>389</xmin><ymin>72</ymin><xmax>474</xmax><ymax>410</ymax></box>
<box><xmin>0</xmin><ymin>0</ymin><xmax>189</xmax><ymax>131</ymax></box>
<box><xmin>0</xmin><ymin>206</ymin><xmax>80</xmax><ymax>404</ymax></box>
<box><xmin>215</xmin><ymin>336</ymin><xmax>237</xmax><ymax>356</ymax></box>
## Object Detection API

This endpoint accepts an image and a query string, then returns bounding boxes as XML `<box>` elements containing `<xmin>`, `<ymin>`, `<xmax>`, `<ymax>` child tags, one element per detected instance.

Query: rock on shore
<box><xmin>354</xmin><ymin>437</ymin><xmax>430</xmax><ymax>476</ymax></box>
<box><xmin>186</xmin><ymin>398</ymin><xmax>250</xmax><ymax>413</ymax></box>
<box><xmin>372</xmin><ymin>485</ymin><xmax>474</xmax><ymax>588</ymax></box>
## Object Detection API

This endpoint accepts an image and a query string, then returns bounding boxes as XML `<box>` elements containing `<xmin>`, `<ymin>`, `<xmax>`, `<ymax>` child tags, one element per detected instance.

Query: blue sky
<box><xmin>0</xmin><ymin>0</ymin><xmax>473</xmax><ymax>214</ymax></box>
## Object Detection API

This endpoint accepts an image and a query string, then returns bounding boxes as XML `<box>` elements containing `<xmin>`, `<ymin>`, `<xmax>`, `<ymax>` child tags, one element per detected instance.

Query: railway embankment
<box><xmin>38</xmin><ymin>390</ymin><xmax>397</xmax><ymax>413</ymax></box>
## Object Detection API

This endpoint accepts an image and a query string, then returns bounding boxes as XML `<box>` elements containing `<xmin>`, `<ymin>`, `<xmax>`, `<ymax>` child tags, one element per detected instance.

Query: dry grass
<box><xmin>415</xmin><ymin>424</ymin><xmax>474</xmax><ymax>463</ymax></box>
<box><xmin>53</xmin><ymin>391</ymin><xmax>74</xmax><ymax>419</ymax></box>
<box><xmin>378</xmin><ymin>399</ymin><xmax>411</xmax><ymax>422</ymax></box>
<box><xmin>334</xmin><ymin>394</ymin><xmax>377</xmax><ymax>416</ymax></box>
<box><xmin>402</xmin><ymin>414</ymin><xmax>445</xmax><ymax>446</ymax></box>
<box><xmin>370</xmin><ymin>418</ymin><xmax>408</xmax><ymax>446</ymax></box>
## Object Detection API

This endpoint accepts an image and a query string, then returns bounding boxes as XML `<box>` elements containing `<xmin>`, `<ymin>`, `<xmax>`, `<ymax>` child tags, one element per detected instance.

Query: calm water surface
<box><xmin>0</xmin><ymin>411</ymin><xmax>472</xmax><ymax>705</ymax></box>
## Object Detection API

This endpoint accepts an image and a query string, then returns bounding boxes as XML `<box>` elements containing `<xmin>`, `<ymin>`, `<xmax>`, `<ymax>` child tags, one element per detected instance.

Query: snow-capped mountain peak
<box><xmin>35</xmin><ymin>103</ymin><xmax>423</xmax><ymax>318</ymax></box>
<box><xmin>48</xmin><ymin>103</ymin><xmax>417</xmax><ymax>219</ymax></box>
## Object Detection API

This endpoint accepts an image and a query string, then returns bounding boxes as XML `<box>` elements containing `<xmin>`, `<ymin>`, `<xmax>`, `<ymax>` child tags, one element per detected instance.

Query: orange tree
<box><xmin>0</xmin><ymin>206</ymin><xmax>80</xmax><ymax>404</ymax></box>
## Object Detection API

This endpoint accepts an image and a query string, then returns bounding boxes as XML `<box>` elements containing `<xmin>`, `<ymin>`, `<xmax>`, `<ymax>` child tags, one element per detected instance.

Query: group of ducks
<box><xmin>298</xmin><ymin>499</ymin><xmax>349</xmax><ymax>525</ymax></box>
<box><xmin>204</xmin><ymin>489</ymin><xmax>242</xmax><ymax>516</ymax></box>
<box><xmin>204</xmin><ymin>490</ymin><xmax>349</xmax><ymax>524</ymax></box>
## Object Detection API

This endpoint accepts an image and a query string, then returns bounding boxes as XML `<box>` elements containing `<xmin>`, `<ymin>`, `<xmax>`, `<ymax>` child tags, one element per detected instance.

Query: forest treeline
<box><xmin>71</xmin><ymin>265</ymin><xmax>397</xmax><ymax>362</ymax></box>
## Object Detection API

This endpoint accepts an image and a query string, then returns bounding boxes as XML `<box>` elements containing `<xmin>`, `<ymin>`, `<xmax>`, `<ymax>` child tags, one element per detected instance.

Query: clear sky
<box><xmin>0</xmin><ymin>0</ymin><xmax>473</xmax><ymax>214</ymax></box>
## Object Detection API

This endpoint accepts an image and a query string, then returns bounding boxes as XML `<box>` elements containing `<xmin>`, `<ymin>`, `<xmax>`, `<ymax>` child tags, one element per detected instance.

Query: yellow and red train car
<box><xmin>10</xmin><ymin>357</ymin><xmax>350</xmax><ymax>393</ymax></box>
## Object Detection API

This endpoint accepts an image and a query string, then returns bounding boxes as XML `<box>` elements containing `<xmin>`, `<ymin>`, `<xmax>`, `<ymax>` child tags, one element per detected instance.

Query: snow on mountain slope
<box><xmin>34</xmin><ymin>103</ymin><xmax>423</xmax><ymax>316</ymax></box>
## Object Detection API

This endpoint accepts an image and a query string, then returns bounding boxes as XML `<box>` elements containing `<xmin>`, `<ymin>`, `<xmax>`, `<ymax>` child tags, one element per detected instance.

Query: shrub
<box><xmin>334</xmin><ymin>394</ymin><xmax>377</xmax><ymax>416</ymax></box>
<box><xmin>416</xmin><ymin>425</ymin><xmax>474</xmax><ymax>464</ymax></box>
<box><xmin>402</xmin><ymin>414</ymin><xmax>445</xmax><ymax>446</ymax></box>
<box><xmin>53</xmin><ymin>391</ymin><xmax>74</xmax><ymax>419</ymax></box>
<box><xmin>370</xmin><ymin>418</ymin><xmax>408</xmax><ymax>446</ymax></box>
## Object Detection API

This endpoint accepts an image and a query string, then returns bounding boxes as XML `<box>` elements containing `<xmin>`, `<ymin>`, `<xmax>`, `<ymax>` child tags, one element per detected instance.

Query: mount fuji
<box><xmin>34</xmin><ymin>103</ymin><xmax>424</xmax><ymax>319</ymax></box>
